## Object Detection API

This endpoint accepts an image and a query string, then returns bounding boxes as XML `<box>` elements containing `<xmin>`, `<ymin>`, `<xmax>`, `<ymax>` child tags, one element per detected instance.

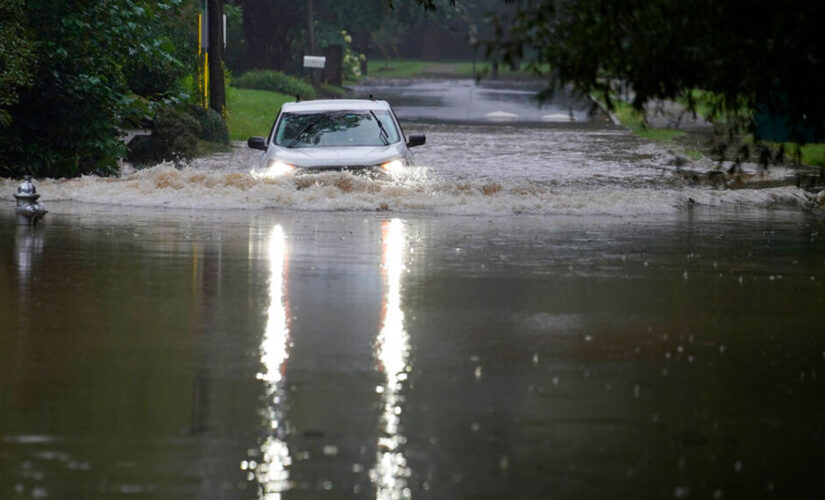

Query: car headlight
<box><xmin>255</xmin><ymin>159</ymin><xmax>296</xmax><ymax>178</ymax></box>
<box><xmin>380</xmin><ymin>159</ymin><xmax>404</xmax><ymax>172</ymax></box>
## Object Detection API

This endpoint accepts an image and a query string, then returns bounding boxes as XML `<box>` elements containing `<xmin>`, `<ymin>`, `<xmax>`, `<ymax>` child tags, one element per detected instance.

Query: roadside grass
<box><xmin>677</xmin><ymin>90</ymin><xmax>825</xmax><ymax>168</ymax></box>
<box><xmin>197</xmin><ymin>139</ymin><xmax>232</xmax><ymax>156</ymax></box>
<box><xmin>753</xmin><ymin>140</ymin><xmax>825</xmax><ymax>168</ymax></box>
<box><xmin>798</xmin><ymin>143</ymin><xmax>825</xmax><ymax>167</ymax></box>
<box><xmin>320</xmin><ymin>83</ymin><xmax>349</xmax><ymax>97</ymax></box>
<box><xmin>226</xmin><ymin>87</ymin><xmax>291</xmax><ymax>141</ymax></box>
<box><xmin>365</xmin><ymin>59</ymin><xmax>549</xmax><ymax>79</ymax></box>
<box><xmin>366</xmin><ymin>60</ymin><xmax>440</xmax><ymax>78</ymax></box>
<box><xmin>613</xmin><ymin>101</ymin><xmax>686</xmax><ymax>141</ymax></box>
<box><xmin>452</xmin><ymin>61</ymin><xmax>553</xmax><ymax>78</ymax></box>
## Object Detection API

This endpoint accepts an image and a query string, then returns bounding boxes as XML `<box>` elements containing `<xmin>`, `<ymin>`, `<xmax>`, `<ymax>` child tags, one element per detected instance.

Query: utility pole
<box><xmin>207</xmin><ymin>0</ymin><xmax>226</xmax><ymax>114</ymax></box>
<box><xmin>307</xmin><ymin>0</ymin><xmax>320</xmax><ymax>90</ymax></box>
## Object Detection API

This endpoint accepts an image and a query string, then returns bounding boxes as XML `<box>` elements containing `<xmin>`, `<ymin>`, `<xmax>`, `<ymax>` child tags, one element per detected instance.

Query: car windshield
<box><xmin>274</xmin><ymin>110</ymin><xmax>400</xmax><ymax>148</ymax></box>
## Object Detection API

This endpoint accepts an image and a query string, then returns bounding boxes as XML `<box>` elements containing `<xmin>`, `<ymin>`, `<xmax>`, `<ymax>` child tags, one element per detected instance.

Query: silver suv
<box><xmin>248</xmin><ymin>99</ymin><xmax>426</xmax><ymax>176</ymax></box>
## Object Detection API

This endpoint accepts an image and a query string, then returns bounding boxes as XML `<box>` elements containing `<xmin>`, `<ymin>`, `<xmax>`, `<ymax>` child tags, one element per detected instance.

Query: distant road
<box><xmin>353</xmin><ymin>79</ymin><xmax>605</xmax><ymax>125</ymax></box>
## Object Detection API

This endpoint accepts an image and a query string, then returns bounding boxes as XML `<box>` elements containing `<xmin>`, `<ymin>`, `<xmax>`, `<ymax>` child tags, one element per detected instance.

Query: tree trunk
<box><xmin>322</xmin><ymin>44</ymin><xmax>343</xmax><ymax>87</ymax></box>
<box><xmin>207</xmin><ymin>0</ymin><xmax>226</xmax><ymax>114</ymax></box>
<box><xmin>240</xmin><ymin>0</ymin><xmax>303</xmax><ymax>71</ymax></box>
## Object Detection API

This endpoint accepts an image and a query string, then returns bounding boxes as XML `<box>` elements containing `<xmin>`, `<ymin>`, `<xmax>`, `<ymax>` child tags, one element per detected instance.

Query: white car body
<box><xmin>248</xmin><ymin>99</ymin><xmax>425</xmax><ymax>175</ymax></box>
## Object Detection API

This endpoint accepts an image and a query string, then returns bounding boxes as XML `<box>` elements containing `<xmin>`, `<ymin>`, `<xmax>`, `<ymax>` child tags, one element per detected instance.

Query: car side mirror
<box><xmin>406</xmin><ymin>134</ymin><xmax>426</xmax><ymax>148</ymax></box>
<box><xmin>248</xmin><ymin>136</ymin><xmax>267</xmax><ymax>150</ymax></box>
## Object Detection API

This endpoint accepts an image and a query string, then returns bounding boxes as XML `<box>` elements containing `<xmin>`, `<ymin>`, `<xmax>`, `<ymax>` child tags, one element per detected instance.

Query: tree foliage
<box><xmin>0</xmin><ymin>0</ymin><xmax>191</xmax><ymax>178</ymax></box>
<box><xmin>494</xmin><ymin>0</ymin><xmax>825</xmax><ymax>142</ymax></box>
<box><xmin>0</xmin><ymin>0</ymin><xmax>35</xmax><ymax>128</ymax></box>
<box><xmin>237</xmin><ymin>0</ymin><xmax>306</xmax><ymax>72</ymax></box>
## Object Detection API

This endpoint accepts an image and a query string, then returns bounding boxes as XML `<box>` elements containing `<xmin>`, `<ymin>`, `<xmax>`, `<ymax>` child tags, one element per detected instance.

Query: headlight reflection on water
<box><xmin>249</xmin><ymin>225</ymin><xmax>292</xmax><ymax>498</ymax></box>
<box><xmin>371</xmin><ymin>218</ymin><xmax>413</xmax><ymax>499</ymax></box>
<box><xmin>246</xmin><ymin>221</ymin><xmax>412</xmax><ymax>498</ymax></box>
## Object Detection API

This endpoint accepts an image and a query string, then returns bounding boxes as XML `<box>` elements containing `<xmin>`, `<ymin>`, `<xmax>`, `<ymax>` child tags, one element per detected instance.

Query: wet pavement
<box><xmin>353</xmin><ymin>79</ymin><xmax>597</xmax><ymax>124</ymax></box>
<box><xmin>1</xmin><ymin>80</ymin><xmax>824</xmax><ymax>499</ymax></box>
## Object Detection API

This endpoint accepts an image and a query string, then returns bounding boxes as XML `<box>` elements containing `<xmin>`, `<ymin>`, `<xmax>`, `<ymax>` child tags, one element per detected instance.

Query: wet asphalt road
<box><xmin>353</xmin><ymin>78</ymin><xmax>598</xmax><ymax>124</ymax></box>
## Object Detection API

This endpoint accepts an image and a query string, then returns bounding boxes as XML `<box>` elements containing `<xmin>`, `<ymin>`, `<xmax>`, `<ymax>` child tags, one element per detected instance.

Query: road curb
<box><xmin>589</xmin><ymin>94</ymin><xmax>622</xmax><ymax>126</ymax></box>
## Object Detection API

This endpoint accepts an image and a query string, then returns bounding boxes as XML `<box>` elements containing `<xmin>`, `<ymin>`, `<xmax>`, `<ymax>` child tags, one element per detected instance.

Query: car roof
<box><xmin>281</xmin><ymin>99</ymin><xmax>392</xmax><ymax>113</ymax></box>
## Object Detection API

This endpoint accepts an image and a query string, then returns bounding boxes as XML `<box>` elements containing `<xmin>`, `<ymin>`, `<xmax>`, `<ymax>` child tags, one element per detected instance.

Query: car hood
<box><xmin>266</xmin><ymin>144</ymin><xmax>408</xmax><ymax>169</ymax></box>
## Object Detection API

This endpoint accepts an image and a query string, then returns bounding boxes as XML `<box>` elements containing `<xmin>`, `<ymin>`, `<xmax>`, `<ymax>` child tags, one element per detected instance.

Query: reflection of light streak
<box><xmin>372</xmin><ymin>219</ymin><xmax>412</xmax><ymax>499</ymax></box>
<box><xmin>247</xmin><ymin>225</ymin><xmax>292</xmax><ymax>498</ymax></box>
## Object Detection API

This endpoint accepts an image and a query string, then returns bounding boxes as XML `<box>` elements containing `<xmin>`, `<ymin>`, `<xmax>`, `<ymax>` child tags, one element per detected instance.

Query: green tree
<box><xmin>0</xmin><ymin>0</ymin><xmax>35</xmax><ymax>128</ymax></box>
<box><xmin>494</xmin><ymin>0</ymin><xmax>825</xmax><ymax>142</ymax></box>
<box><xmin>0</xmin><ymin>0</ymin><xmax>190</xmax><ymax>178</ymax></box>
<box><xmin>237</xmin><ymin>0</ymin><xmax>305</xmax><ymax>72</ymax></box>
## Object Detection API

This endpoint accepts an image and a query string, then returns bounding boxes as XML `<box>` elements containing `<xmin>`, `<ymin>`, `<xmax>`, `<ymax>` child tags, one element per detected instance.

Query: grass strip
<box><xmin>227</xmin><ymin>87</ymin><xmax>292</xmax><ymax>141</ymax></box>
<box><xmin>612</xmin><ymin>101</ymin><xmax>686</xmax><ymax>141</ymax></box>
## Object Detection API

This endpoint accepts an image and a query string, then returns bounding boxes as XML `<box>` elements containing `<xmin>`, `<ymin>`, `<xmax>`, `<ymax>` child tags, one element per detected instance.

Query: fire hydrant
<box><xmin>14</xmin><ymin>175</ymin><xmax>47</xmax><ymax>225</ymax></box>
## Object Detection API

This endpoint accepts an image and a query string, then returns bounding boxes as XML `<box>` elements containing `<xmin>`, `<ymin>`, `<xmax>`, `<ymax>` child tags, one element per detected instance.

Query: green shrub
<box><xmin>233</xmin><ymin>70</ymin><xmax>316</xmax><ymax>99</ymax></box>
<box><xmin>1</xmin><ymin>0</ymin><xmax>191</xmax><ymax>178</ymax></box>
<box><xmin>189</xmin><ymin>106</ymin><xmax>230</xmax><ymax>144</ymax></box>
<box><xmin>127</xmin><ymin>105</ymin><xmax>199</xmax><ymax>166</ymax></box>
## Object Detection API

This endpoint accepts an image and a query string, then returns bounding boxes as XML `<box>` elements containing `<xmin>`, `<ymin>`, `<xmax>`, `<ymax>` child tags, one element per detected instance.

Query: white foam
<box><xmin>2</xmin><ymin>124</ymin><xmax>813</xmax><ymax>217</ymax></box>
<box><xmin>0</xmin><ymin>163</ymin><xmax>808</xmax><ymax>216</ymax></box>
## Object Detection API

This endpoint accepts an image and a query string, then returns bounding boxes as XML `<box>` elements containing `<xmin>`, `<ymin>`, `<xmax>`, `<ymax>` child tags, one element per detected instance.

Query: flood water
<box><xmin>2</xmin><ymin>81</ymin><xmax>824</xmax><ymax>499</ymax></box>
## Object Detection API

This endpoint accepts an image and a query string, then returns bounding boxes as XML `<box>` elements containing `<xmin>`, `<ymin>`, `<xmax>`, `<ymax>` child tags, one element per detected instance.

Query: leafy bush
<box><xmin>1</xmin><ymin>0</ymin><xmax>190</xmax><ymax>178</ymax></box>
<box><xmin>190</xmin><ymin>106</ymin><xmax>230</xmax><ymax>144</ymax></box>
<box><xmin>233</xmin><ymin>70</ymin><xmax>316</xmax><ymax>99</ymax></box>
<box><xmin>0</xmin><ymin>0</ymin><xmax>34</xmax><ymax>128</ymax></box>
<box><xmin>127</xmin><ymin>106</ymin><xmax>199</xmax><ymax>166</ymax></box>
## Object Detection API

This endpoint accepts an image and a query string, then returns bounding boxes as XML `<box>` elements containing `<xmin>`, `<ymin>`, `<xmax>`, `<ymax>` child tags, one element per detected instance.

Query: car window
<box><xmin>274</xmin><ymin>110</ymin><xmax>400</xmax><ymax>148</ymax></box>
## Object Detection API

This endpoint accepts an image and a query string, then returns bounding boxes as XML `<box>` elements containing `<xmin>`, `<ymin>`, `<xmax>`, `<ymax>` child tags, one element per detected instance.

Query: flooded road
<box><xmin>352</xmin><ymin>79</ymin><xmax>594</xmax><ymax>123</ymax></box>
<box><xmin>2</xmin><ymin>80</ymin><xmax>824</xmax><ymax>498</ymax></box>
<box><xmin>2</xmin><ymin>206</ymin><xmax>824</xmax><ymax>499</ymax></box>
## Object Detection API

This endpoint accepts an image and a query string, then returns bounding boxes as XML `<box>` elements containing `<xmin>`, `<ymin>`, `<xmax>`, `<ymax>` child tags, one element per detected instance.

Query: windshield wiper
<box><xmin>370</xmin><ymin>111</ymin><xmax>390</xmax><ymax>145</ymax></box>
<box><xmin>287</xmin><ymin>115</ymin><xmax>328</xmax><ymax>148</ymax></box>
